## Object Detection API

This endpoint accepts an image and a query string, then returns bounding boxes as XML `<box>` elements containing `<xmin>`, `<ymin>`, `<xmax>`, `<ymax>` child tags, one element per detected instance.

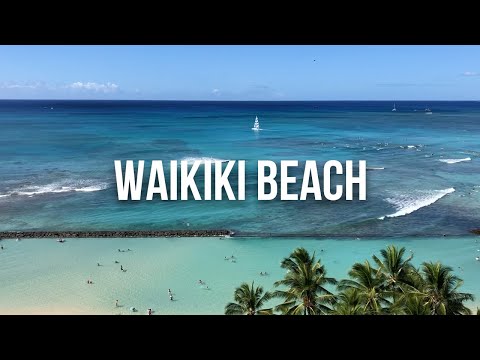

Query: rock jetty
<box><xmin>0</xmin><ymin>230</ymin><xmax>232</xmax><ymax>239</ymax></box>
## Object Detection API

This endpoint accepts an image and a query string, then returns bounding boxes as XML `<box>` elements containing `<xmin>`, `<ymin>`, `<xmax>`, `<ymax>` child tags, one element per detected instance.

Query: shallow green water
<box><xmin>0</xmin><ymin>236</ymin><xmax>478</xmax><ymax>314</ymax></box>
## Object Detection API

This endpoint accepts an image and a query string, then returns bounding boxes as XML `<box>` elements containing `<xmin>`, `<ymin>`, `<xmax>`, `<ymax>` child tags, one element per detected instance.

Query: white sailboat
<box><xmin>425</xmin><ymin>106</ymin><xmax>432</xmax><ymax>115</ymax></box>
<box><xmin>392</xmin><ymin>103</ymin><xmax>397</xmax><ymax>112</ymax></box>
<box><xmin>252</xmin><ymin>116</ymin><xmax>261</xmax><ymax>131</ymax></box>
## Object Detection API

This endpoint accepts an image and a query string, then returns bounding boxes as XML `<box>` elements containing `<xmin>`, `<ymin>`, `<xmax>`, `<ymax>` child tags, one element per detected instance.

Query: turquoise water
<box><xmin>1</xmin><ymin>100</ymin><xmax>480</xmax><ymax>314</ymax></box>
<box><xmin>0</xmin><ymin>236</ymin><xmax>478</xmax><ymax>314</ymax></box>
<box><xmin>1</xmin><ymin>100</ymin><xmax>480</xmax><ymax>236</ymax></box>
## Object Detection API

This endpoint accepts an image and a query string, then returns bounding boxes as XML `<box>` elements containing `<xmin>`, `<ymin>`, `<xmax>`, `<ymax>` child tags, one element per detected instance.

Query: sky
<box><xmin>0</xmin><ymin>45</ymin><xmax>479</xmax><ymax>100</ymax></box>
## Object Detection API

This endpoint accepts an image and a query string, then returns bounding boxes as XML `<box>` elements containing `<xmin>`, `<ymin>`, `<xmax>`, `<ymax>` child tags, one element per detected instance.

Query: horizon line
<box><xmin>0</xmin><ymin>99</ymin><xmax>478</xmax><ymax>102</ymax></box>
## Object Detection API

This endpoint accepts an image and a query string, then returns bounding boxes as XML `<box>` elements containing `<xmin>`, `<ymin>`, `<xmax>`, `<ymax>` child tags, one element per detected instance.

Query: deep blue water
<box><xmin>1</xmin><ymin>100</ymin><xmax>479</xmax><ymax>236</ymax></box>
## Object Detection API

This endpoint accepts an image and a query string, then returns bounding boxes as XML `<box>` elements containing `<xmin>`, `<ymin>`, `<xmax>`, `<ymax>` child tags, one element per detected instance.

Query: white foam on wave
<box><xmin>0</xmin><ymin>181</ymin><xmax>109</xmax><ymax>199</ymax></box>
<box><xmin>75</xmin><ymin>185</ymin><xmax>106</xmax><ymax>192</ymax></box>
<box><xmin>367</xmin><ymin>167</ymin><xmax>385</xmax><ymax>170</ymax></box>
<box><xmin>439</xmin><ymin>157</ymin><xmax>471</xmax><ymax>164</ymax></box>
<box><xmin>181</xmin><ymin>157</ymin><xmax>229</xmax><ymax>165</ymax></box>
<box><xmin>378</xmin><ymin>188</ymin><xmax>455</xmax><ymax>220</ymax></box>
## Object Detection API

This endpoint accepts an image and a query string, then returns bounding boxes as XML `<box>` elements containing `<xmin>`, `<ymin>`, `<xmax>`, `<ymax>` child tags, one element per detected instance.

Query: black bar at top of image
<box><xmin>0</xmin><ymin>5</ymin><xmax>479</xmax><ymax>44</ymax></box>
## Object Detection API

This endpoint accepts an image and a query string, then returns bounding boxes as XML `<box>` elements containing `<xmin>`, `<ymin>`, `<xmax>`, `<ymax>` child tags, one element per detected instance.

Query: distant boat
<box><xmin>392</xmin><ymin>103</ymin><xmax>397</xmax><ymax>112</ymax></box>
<box><xmin>252</xmin><ymin>116</ymin><xmax>261</xmax><ymax>131</ymax></box>
<box><xmin>425</xmin><ymin>107</ymin><xmax>432</xmax><ymax>115</ymax></box>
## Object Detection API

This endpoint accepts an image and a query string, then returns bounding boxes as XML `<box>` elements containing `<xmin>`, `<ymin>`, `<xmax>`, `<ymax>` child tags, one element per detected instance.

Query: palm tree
<box><xmin>372</xmin><ymin>245</ymin><xmax>414</xmax><ymax>293</ymax></box>
<box><xmin>273</xmin><ymin>247</ymin><xmax>337</xmax><ymax>315</ymax></box>
<box><xmin>333</xmin><ymin>288</ymin><xmax>365</xmax><ymax>315</ymax></box>
<box><xmin>225</xmin><ymin>281</ymin><xmax>273</xmax><ymax>315</ymax></box>
<box><xmin>400</xmin><ymin>294</ymin><xmax>432</xmax><ymax>315</ymax></box>
<box><xmin>338</xmin><ymin>260</ymin><xmax>390</xmax><ymax>314</ymax></box>
<box><xmin>416</xmin><ymin>262</ymin><xmax>474</xmax><ymax>315</ymax></box>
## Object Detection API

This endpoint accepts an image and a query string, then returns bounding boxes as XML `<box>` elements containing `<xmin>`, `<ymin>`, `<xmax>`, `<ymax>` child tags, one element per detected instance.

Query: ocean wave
<box><xmin>0</xmin><ymin>181</ymin><xmax>109</xmax><ymax>198</ymax></box>
<box><xmin>367</xmin><ymin>167</ymin><xmax>385</xmax><ymax>170</ymax></box>
<box><xmin>181</xmin><ymin>157</ymin><xmax>229</xmax><ymax>165</ymax></box>
<box><xmin>439</xmin><ymin>157</ymin><xmax>471</xmax><ymax>164</ymax></box>
<box><xmin>378</xmin><ymin>188</ymin><xmax>455</xmax><ymax>220</ymax></box>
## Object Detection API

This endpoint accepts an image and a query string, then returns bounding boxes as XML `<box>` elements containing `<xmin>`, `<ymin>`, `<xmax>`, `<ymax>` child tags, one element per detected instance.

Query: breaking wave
<box><xmin>378</xmin><ymin>188</ymin><xmax>455</xmax><ymax>220</ymax></box>
<box><xmin>181</xmin><ymin>157</ymin><xmax>229</xmax><ymax>165</ymax></box>
<box><xmin>439</xmin><ymin>157</ymin><xmax>471</xmax><ymax>164</ymax></box>
<box><xmin>0</xmin><ymin>181</ymin><xmax>109</xmax><ymax>198</ymax></box>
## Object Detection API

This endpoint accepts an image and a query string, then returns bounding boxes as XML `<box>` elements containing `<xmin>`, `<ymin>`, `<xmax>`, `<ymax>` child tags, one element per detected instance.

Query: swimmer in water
<box><xmin>169</xmin><ymin>294</ymin><xmax>173</xmax><ymax>301</ymax></box>
<box><xmin>114</xmin><ymin>260</ymin><xmax>119</xmax><ymax>264</ymax></box>
<box><xmin>120</xmin><ymin>265</ymin><xmax>124</xmax><ymax>271</ymax></box>
<box><xmin>115</xmin><ymin>299</ymin><xmax>119</xmax><ymax>307</ymax></box>
<box><xmin>97</xmin><ymin>262</ymin><xmax>101</xmax><ymax>266</ymax></box>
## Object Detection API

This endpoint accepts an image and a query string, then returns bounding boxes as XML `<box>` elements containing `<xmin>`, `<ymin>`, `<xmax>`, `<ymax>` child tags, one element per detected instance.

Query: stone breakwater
<box><xmin>0</xmin><ymin>230</ymin><xmax>233</xmax><ymax>239</ymax></box>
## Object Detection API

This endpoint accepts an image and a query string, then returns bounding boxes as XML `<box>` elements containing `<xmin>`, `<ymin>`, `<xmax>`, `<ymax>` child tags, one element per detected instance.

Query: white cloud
<box><xmin>0</xmin><ymin>81</ymin><xmax>43</xmax><ymax>89</ymax></box>
<box><xmin>463</xmin><ymin>71</ymin><xmax>479</xmax><ymax>77</ymax></box>
<box><xmin>66</xmin><ymin>81</ymin><xmax>119</xmax><ymax>93</ymax></box>
<box><xmin>212</xmin><ymin>88</ymin><xmax>221</xmax><ymax>95</ymax></box>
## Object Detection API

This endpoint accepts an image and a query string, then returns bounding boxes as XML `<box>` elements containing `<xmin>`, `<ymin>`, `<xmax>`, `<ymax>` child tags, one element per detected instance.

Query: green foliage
<box><xmin>273</xmin><ymin>247</ymin><xmax>337</xmax><ymax>315</ymax></box>
<box><xmin>225</xmin><ymin>281</ymin><xmax>273</xmax><ymax>315</ymax></box>
<box><xmin>225</xmin><ymin>245</ymin><xmax>475</xmax><ymax>315</ymax></box>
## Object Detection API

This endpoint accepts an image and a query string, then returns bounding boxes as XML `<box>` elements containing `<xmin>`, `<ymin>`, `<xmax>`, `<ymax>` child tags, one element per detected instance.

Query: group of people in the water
<box><xmin>117</xmin><ymin>248</ymin><xmax>132</xmax><ymax>252</ymax></box>
<box><xmin>224</xmin><ymin>255</ymin><xmax>236</xmax><ymax>263</ymax></box>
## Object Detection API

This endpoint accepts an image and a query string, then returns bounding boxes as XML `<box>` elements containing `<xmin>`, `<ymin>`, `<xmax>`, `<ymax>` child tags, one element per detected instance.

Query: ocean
<box><xmin>0</xmin><ymin>100</ymin><xmax>479</xmax><ymax>313</ymax></box>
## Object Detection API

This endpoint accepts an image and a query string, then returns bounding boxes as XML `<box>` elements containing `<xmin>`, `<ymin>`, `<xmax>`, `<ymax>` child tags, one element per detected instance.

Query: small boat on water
<box><xmin>392</xmin><ymin>103</ymin><xmax>397</xmax><ymax>112</ymax></box>
<box><xmin>252</xmin><ymin>116</ymin><xmax>261</xmax><ymax>131</ymax></box>
<box><xmin>425</xmin><ymin>107</ymin><xmax>432</xmax><ymax>115</ymax></box>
